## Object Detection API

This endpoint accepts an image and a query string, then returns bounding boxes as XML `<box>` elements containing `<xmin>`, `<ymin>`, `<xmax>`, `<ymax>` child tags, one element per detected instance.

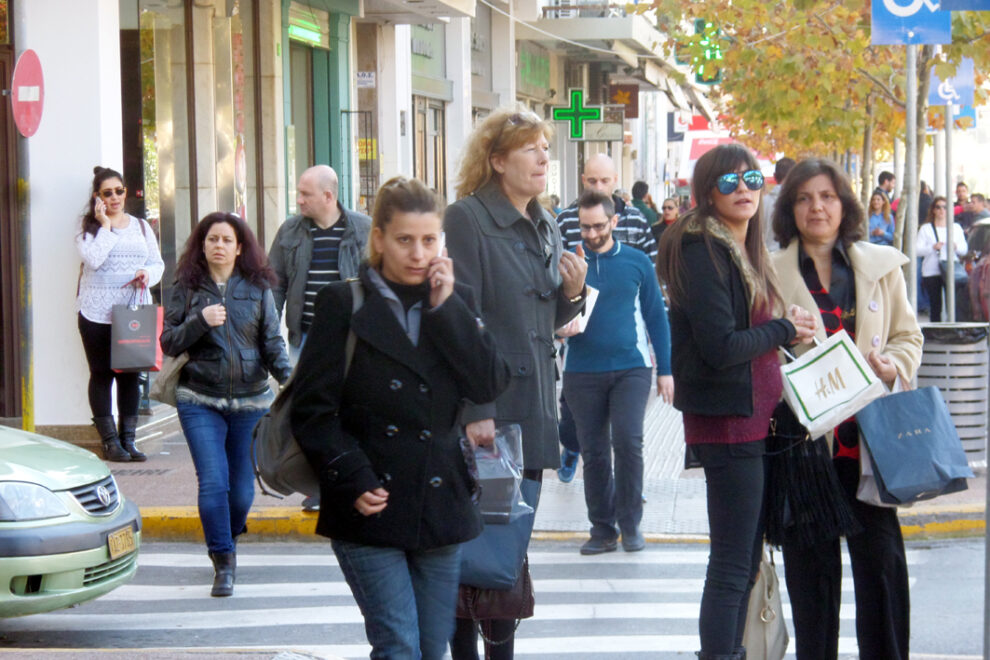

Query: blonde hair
<box><xmin>454</xmin><ymin>107</ymin><xmax>554</xmax><ymax>199</ymax></box>
<box><xmin>367</xmin><ymin>177</ymin><xmax>442</xmax><ymax>268</ymax></box>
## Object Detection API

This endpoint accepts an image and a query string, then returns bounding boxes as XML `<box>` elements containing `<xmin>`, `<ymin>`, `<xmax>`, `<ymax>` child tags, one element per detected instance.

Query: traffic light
<box><xmin>694</xmin><ymin>19</ymin><xmax>722</xmax><ymax>85</ymax></box>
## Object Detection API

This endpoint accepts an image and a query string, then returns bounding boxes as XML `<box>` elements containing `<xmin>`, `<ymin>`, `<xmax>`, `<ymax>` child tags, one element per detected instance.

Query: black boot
<box><xmin>209</xmin><ymin>551</ymin><xmax>236</xmax><ymax>597</ymax></box>
<box><xmin>93</xmin><ymin>416</ymin><xmax>130</xmax><ymax>462</ymax></box>
<box><xmin>118</xmin><ymin>415</ymin><xmax>147</xmax><ymax>462</ymax></box>
<box><xmin>696</xmin><ymin>651</ymin><xmax>744</xmax><ymax>660</ymax></box>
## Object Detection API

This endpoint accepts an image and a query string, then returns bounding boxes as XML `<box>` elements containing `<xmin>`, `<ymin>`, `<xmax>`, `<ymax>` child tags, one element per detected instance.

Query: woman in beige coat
<box><xmin>771</xmin><ymin>158</ymin><xmax>922</xmax><ymax>660</ymax></box>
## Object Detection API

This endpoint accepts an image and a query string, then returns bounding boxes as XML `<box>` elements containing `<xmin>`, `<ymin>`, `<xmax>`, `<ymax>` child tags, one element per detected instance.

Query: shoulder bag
<box><xmin>149</xmin><ymin>287</ymin><xmax>193</xmax><ymax>406</ymax></box>
<box><xmin>252</xmin><ymin>279</ymin><xmax>363</xmax><ymax>497</ymax></box>
<box><xmin>742</xmin><ymin>546</ymin><xmax>788</xmax><ymax>660</ymax></box>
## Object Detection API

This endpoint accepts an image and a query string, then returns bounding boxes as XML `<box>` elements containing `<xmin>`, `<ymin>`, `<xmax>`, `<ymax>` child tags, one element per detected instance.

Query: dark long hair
<box><xmin>772</xmin><ymin>158</ymin><xmax>864</xmax><ymax>249</ymax></box>
<box><xmin>175</xmin><ymin>212</ymin><xmax>276</xmax><ymax>289</ymax></box>
<box><xmin>657</xmin><ymin>143</ymin><xmax>779</xmax><ymax>311</ymax></box>
<box><xmin>80</xmin><ymin>166</ymin><xmax>124</xmax><ymax>237</ymax></box>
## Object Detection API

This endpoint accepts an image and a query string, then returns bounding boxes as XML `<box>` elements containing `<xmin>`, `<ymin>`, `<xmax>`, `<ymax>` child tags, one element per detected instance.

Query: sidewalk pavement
<box><xmin>119</xmin><ymin>397</ymin><xmax>987</xmax><ymax>545</ymax></box>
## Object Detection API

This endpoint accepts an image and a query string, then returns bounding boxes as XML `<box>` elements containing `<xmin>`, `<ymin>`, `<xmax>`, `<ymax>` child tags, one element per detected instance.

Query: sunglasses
<box><xmin>715</xmin><ymin>170</ymin><xmax>764</xmax><ymax>195</ymax></box>
<box><xmin>662</xmin><ymin>205</ymin><xmax>677</xmax><ymax>211</ymax></box>
<box><xmin>933</xmin><ymin>204</ymin><xmax>947</xmax><ymax>210</ymax></box>
<box><xmin>99</xmin><ymin>187</ymin><xmax>126</xmax><ymax>199</ymax></box>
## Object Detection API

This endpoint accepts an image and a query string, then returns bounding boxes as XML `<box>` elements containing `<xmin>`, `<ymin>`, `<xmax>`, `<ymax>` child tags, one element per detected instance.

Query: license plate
<box><xmin>107</xmin><ymin>526</ymin><xmax>136</xmax><ymax>560</ymax></box>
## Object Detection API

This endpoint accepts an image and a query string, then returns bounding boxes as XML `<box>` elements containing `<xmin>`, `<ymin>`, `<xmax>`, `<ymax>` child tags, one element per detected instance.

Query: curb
<box><xmin>138</xmin><ymin>506</ymin><xmax>986</xmax><ymax>543</ymax></box>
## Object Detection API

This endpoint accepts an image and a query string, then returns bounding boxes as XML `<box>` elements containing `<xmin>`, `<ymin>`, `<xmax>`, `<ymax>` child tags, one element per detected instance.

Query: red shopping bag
<box><xmin>111</xmin><ymin>303</ymin><xmax>164</xmax><ymax>372</ymax></box>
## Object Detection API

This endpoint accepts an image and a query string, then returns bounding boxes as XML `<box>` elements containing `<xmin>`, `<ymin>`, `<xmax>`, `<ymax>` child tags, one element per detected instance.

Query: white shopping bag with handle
<box><xmin>780</xmin><ymin>329</ymin><xmax>885</xmax><ymax>439</ymax></box>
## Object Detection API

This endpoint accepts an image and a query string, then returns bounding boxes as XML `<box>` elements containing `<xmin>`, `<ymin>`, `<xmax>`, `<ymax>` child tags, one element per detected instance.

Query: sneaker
<box><xmin>301</xmin><ymin>495</ymin><xmax>320</xmax><ymax>512</ymax></box>
<box><xmin>558</xmin><ymin>449</ymin><xmax>580</xmax><ymax>483</ymax></box>
<box><xmin>579</xmin><ymin>537</ymin><xmax>618</xmax><ymax>555</ymax></box>
<box><xmin>621</xmin><ymin>529</ymin><xmax>646</xmax><ymax>552</ymax></box>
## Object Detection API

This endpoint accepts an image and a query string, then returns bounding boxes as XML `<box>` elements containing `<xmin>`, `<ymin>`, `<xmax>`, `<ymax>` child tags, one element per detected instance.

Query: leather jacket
<box><xmin>161</xmin><ymin>271</ymin><xmax>292</xmax><ymax>398</ymax></box>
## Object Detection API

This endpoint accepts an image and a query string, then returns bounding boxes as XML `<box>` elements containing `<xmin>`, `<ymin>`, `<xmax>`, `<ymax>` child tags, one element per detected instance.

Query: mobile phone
<box><xmin>437</xmin><ymin>231</ymin><xmax>445</xmax><ymax>255</ymax></box>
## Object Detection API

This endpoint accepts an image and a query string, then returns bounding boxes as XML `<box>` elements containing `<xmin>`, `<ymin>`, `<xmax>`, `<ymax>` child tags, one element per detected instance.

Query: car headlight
<box><xmin>0</xmin><ymin>482</ymin><xmax>71</xmax><ymax>521</ymax></box>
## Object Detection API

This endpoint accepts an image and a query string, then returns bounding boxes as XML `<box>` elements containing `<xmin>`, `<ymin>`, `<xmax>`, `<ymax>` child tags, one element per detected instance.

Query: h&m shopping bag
<box><xmin>856</xmin><ymin>386</ymin><xmax>974</xmax><ymax>506</ymax></box>
<box><xmin>780</xmin><ymin>329</ymin><xmax>886</xmax><ymax>438</ymax></box>
<box><xmin>111</xmin><ymin>303</ymin><xmax>163</xmax><ymax>372</ymax></box>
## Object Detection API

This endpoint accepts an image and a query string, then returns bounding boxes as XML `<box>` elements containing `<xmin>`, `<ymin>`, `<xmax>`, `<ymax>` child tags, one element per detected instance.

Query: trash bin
<box><xmin>917</xmin><ymin>323</ymin><xmax>989</xmax><ymax>464</ymax></box>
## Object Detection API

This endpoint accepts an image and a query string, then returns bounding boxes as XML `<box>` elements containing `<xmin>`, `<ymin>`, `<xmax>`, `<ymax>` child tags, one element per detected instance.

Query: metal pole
<box><xmin>945</xmin><ymin>103</ymin><xmax>955</xmax><ymax>322</ymax></box>
<box><xmin>905</xmin><ymin>46</ymin><xmax>918</xmax><ymax>311</ymax></box>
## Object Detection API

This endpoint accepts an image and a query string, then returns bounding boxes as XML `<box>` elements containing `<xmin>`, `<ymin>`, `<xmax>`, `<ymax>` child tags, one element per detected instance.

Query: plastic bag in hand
<box><xmin>472</xmin><ymin>424</ymin><xmax>534</xmax><ymax>523</ymax></box>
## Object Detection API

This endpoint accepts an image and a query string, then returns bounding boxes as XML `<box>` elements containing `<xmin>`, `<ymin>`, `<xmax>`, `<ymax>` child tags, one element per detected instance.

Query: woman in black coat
<box><xmin>290</xmin><ymin>177</ymin><xmax>510</xmax><ymax>660</ymax></box>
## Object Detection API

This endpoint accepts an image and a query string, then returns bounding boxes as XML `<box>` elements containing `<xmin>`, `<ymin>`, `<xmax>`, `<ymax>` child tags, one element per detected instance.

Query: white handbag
<box><xmin>780</xmin><ymin>329</ymin><xmax>886</xmax><ymax>439</ymax></box>
<box><xmin>743</xmin><ymin>546</ymin><xmax>789</xmax><ymax>660</ymax></box>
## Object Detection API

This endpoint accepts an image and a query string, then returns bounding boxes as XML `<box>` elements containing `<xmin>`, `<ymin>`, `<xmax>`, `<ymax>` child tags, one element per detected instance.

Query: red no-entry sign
<box><xmin>10</xmin><ymin>49</ymin><xmax>44</xmax><ymax>137</ymax></box>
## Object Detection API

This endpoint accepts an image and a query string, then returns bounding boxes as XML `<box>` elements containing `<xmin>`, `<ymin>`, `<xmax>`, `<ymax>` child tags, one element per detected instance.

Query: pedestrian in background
<box><xmin>161</xmin><ymin>212</ymin><xmax>291</xmax><ymax>598</ymax></box>
<box><xmin>917</xmin><ymin>196</ymin><xmax>968</xmax><ymax>322</ymax></box>
<box><xmin>867</xmin><ymin>191</ymin><xmax>894</xmax><ymax>246</ymax></box>
<box><xmin>445</xmin><ymin>107</ymin><xmax>588</xmax><ymax>659</ymax></box>
<box><xmin>560</xmin><ymin>190</ymin><xmax>673</xmax><ymax>555</ymax></box>
<box><xmin>631</xmin><ymin>180</ymin><xmax>659</xmax><ymax>228</ymax></box>
<box><xmin>772</xmin><ymin>158</ymin><xmax>922</xmax><ymax>660</ymax></box>
<box><xmin>761</xmin><ymin>157</ymin><xmax>795</xmax><ymax>252</ymax></box>
<box><xmin>269</xmin><ymin>164</ymin><xmax>371</xmax><ymax>513</ymax></box>
<box><xmin>656</xmin><ymin>143</ymin><xmax>815</xmax><ymax>660</ymax></box>
<box><xmin>76</xmin><ymin>166</ymin><xmax>164</xmax><ymax>463</ymax></box>
<box><xmin>291</xmin><ymin>177</ymin><xmax>509</xmax><ymax>659</ymax></box>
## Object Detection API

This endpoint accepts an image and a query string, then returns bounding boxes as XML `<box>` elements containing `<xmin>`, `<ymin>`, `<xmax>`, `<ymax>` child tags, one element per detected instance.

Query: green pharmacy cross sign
<box><xmin>552</xmin><ymin>89</ymin><xmax>603</xmax><ymax>139</ymax></box>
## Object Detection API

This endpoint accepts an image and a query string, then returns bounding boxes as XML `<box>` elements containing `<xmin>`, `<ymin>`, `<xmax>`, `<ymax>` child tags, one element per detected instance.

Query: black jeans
<box><xmin>693</xmin><ymin>440</ymin><xmax>766</xmax><ymax>655</ymax></box>
<box><xmin>77</xmin><ymin>313</ymin><xmax>140</xmax><ymax>418</ymax></box>
<box><xmin>781</xmin><ymin>457</ymin><xmax>909</xmax><ymax>660</ymax></box>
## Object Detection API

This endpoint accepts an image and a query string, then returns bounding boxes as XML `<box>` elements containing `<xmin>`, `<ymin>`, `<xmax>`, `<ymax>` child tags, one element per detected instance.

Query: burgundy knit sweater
<box><xmin>683</xmin><ymin>304</ymin><xmax>782</xmax><ymax>444</ymax></box>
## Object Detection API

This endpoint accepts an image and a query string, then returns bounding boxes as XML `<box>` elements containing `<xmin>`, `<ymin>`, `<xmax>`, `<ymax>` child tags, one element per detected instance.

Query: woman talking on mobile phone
<box><xmin>76</xmin><ymin>166</ymin><xmax>164</xmax><ymax>462</ymax></box>
<box><xmin>291</xmin><ymin>177</ymin><xmax>509</xmax><ymax>659</ymax></box>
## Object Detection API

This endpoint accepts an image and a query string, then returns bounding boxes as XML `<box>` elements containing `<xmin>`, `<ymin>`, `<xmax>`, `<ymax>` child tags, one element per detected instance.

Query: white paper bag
<box><xmin>780</xmin><ymin>329</ymin><xmax>885</xmax><ymax>439</ymax></box>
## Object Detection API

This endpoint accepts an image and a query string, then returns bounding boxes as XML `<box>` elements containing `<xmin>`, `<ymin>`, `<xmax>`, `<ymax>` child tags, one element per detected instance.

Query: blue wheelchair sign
<box><xmin>928</xmin><ymin>58</ymin><xmax>975</xmax><ymax>106</ymax></box>
<box><xmin>872</xmin><ymin>0</ymin><xmax>951</xmax><ymax>45</ymax></box>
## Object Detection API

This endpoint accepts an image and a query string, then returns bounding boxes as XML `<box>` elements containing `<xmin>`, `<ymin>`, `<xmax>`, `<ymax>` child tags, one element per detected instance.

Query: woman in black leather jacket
<box><xmin>161</xmin><ymin>212</ymin><xmax>291</xmax><ymax>598</ymax></box>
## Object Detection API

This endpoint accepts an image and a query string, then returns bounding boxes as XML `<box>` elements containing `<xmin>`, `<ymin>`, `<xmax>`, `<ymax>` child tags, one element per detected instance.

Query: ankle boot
<box><xmin>118</xmin><ymin>415</ymin><xmax>146</xmax><ymax>462</ymax></box>
<box><xmin>209</xmin><ymin>551</ymin><xmax>236</xmax><ymax>597</ymax></box>
<box><xmin>696</xmin><ymin>651</ymin><xmax>744</xmax><ymax>660</ymax></box>
<box><xmin>93</xmin><ymin>416</ymin><xmax>130</xmax><ymax>462</ymax></box>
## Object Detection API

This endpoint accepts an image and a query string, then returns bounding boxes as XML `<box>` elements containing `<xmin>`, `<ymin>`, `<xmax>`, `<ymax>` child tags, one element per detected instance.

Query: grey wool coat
<box><xmin>444</xmin><ymin>180</ymin><xmax>585</xmax><ymax>470</ymax></box>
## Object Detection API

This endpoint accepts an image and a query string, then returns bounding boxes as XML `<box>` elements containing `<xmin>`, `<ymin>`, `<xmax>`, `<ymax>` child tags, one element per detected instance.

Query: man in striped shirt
<box><xmin>269</xmin><ymin>165</ymin><xmax>371</xmax><ymax>364</ymax></box>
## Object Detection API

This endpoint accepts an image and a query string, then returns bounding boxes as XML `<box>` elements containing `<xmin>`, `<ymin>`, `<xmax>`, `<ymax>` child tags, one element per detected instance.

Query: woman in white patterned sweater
<box><xmin>76</xmin><ymin>166</ymin><xmax>164</xmax><ymax>462</ymax></box>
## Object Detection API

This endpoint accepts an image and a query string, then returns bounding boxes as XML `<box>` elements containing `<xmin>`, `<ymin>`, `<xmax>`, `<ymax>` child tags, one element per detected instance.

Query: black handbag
<box><xmin>763</xmin><ymin>402</ymin><xmax>861</xmax><ymax>548</ymax></box>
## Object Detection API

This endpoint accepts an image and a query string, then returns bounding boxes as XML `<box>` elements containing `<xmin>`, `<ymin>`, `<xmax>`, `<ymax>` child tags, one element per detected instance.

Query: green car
<box><xmin>0</xmin><ymin>426</ymin><xmax>141</xmax><ymax>617</ymax></box>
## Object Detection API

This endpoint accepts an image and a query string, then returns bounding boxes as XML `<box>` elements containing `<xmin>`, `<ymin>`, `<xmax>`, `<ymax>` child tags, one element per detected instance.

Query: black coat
<box><xmin>160</xmin><ymin>272</ymin><xmax>291</xmax><ymax>397</ymax></box>
<box><xmin>290</xmin><ymin>267</ymin><xmax>510</xmax><ymax>550</ymax></box>
<box><xmin>670</xmin><ymin>232</ymin><xmax>795</xmax><ymax>417</ymax></box>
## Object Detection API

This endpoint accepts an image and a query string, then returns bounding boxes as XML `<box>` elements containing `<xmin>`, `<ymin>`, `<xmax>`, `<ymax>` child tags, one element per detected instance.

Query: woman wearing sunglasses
<box><xmin>917</xmin><ymin>195</ymin><xmax>968</xmax><ymax>322</ymax></box>
<box><xmin>76</xmin><ymin>166</ymin><xmax>164</xmax><ymax>462</ymax></box>
<box><xmin>657</xmin><ymin>144</ymin><xmax>815</xmax><ymax>660</ymax></box>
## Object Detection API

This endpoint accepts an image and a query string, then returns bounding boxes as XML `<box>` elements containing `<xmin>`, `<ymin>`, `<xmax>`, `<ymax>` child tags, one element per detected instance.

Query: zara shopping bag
<box><xmin>780</xmin><ymin>329</ymin><xmax>886</xmax><ymax>438</ymax></box>
<box><xmin>856</xmin><ymin>386</ymin><xmax>974</xmax><ymax>506</ymax></box>
<box><xmin>110</xmin><ymin>297</ymin><xmax>164</xmax><ymax>372</ymax></box>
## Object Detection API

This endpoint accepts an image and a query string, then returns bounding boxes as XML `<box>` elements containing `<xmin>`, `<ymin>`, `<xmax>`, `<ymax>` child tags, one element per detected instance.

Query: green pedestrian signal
<box><xmin>552</xmin><ymin>89</ymin><xmax>603</xmax><ymax>140</ymax></box>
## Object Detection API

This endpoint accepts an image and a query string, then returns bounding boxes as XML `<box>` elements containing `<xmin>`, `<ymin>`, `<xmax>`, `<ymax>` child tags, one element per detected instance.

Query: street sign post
<box><xmin>10</xmin><ymin>49</ymin><xmax>44</xmax><ymax>137</ymax></box>
<box><xmin>871</xmin><ymin>0</ymin><xmax>951</xmax><ymax>45</ymax></box>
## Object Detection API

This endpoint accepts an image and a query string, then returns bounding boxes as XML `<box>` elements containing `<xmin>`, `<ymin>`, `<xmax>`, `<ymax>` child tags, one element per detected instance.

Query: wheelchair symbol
<box><xmin>938</xmin><ymin>80</ymin><xmax>961</xmax><ymax>103</ymax></box>
<box><xmin>883</xmin><ymin>0</ymin><xmax>941</xmax><ymax>17</ymax></box>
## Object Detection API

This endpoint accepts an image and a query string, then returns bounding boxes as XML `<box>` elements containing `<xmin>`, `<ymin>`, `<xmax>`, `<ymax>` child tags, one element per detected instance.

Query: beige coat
<box><xmin>773</xmin><ymin>240</ymin><xmax>923</xmax><ymax>385</ymax></box>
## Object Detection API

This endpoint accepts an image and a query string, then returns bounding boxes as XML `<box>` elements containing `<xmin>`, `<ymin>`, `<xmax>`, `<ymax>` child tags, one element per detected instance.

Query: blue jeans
<box><xmin>176</xmin><ymin>402</ymin><xmax>265</xmax><ymax>553</ymax></box>
<box><xmin>562</xmin><ymin>367</ymin><xmax>652</xmax><ymax>540</ymax></box>
<box><xmin>332</xmin><ymin>539</ymin><xmax>461</xmax><ymax>660</ymax></box>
